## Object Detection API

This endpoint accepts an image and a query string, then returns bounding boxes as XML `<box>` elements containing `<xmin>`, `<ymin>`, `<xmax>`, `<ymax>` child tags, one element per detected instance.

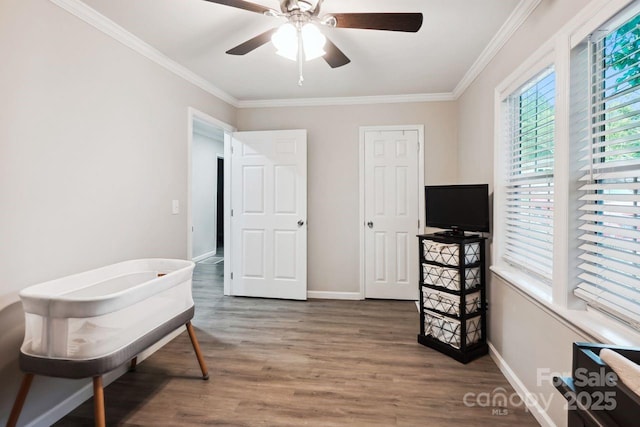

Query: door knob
<box><xmin>298</xmin><ymin>220</ymin><xmax>305</xmax><ymax>227</ymax></box>
<box><xmin>367</xmin><ymin>221</ymin><xmax>373</xmax><ymax>229</ymax></box>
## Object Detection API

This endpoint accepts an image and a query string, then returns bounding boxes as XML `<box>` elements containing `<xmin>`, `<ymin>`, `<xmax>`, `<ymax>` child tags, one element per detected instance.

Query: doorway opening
<box><xmin>191</xmin><ymin>120</ymin><xmax>224</xmax><ymax>265</ymax></box>
<box><xmin>187</xmin><ymin>107</ymin><xmax>234</xmax><ymax>295</ymax></box>
<box><xmin>216</xmin><ymin>156</ymin><xmax>224</xmax><ymax>249</ymax></box>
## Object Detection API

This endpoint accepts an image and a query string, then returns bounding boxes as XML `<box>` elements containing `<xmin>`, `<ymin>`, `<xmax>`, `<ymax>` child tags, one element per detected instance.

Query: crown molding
<box><xmin>452</xmin><ymin>0</ymin><xmax>542</xmax><ymax>99</ymax></box>
<box><xmin>49</xmin><ymin>0</ymin><xmax>538</xmax><ymax>109</ymax></box>
<box><xmin>236</xmin><ymin>92</ymin><xmax>456</xmax><ymax>109</ymax></box>
<box><xmin>48</xmin><ymin>0</ymin><xmax>240</xmax><ymax>107</ymax></box>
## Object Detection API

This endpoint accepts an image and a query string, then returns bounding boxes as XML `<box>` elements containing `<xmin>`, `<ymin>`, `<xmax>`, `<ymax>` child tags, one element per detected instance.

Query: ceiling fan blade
<box><xmin>202</xmin><ymin>0</ymin><xmax>273</xmax><ymax>15</ymax></box>
<box><xmin>226</xmin><ymin>28</ymin><xmax>278</xmax><ymax>55</ymax></box>
<box><xmin>329</xmin><ymin>13</ymin><xmax>423</xmax><ymax>32</ymax></box>
<box><xmin>323</xmin><ymin>38</ymin><xmax>350</xmax><ymax>68</ymax></box>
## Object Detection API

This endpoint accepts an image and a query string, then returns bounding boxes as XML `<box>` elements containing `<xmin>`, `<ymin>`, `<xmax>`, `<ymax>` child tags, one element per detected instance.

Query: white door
<box><xmin>230</xmin><ymin>130</ymin><xmax>307</xmax><ymax>300</ymax></box>
<box><xmin>364</xmin><ymin>129</ymin><xmax>420</xmax><ymax>300</ymax></box>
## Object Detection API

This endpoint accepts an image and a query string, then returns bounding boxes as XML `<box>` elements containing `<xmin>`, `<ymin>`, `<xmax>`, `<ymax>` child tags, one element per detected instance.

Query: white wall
<box><xmin>0</xmin><ymin>0</ymin><xmax>235</xmax><ymax>424</ymax></box>
<box><xmin>192</xmin><ymin>125</ymin><xmax>224</xmax><ymax>259</ymax></box>
<box><xmin>456</xmin><ymin>0</ymin><xmax>611</xmax><ymax>426</ymax></box>
<box><xmin>237</xmin><ymin>102</ymin><xmax>458</xmax><ymax>293</ymax></box>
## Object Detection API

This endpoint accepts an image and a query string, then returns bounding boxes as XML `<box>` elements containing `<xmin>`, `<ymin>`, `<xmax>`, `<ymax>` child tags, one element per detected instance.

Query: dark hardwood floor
<box><xmin>55</xmin><ymin>257</ymin><xmax>538</xmax><ymax>426</ymax></box>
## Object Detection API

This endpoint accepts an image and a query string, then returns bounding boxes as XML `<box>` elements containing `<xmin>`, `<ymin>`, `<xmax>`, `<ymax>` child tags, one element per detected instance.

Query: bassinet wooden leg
<box><xmin>6</xmin><ymin>373</ymin><xmax>34</xmax><ymax>427</ymax></box>
<box><xmin>92</xmin><ymin>376</ymin><xmax>106</xmax><ymax>427</ymax></box>
<box><xmin>185</xmin><ymin>321</ymin><xmax>209</xmax><ymax>380</ymax></box>
<box><xmin>129</xmin><ymin>356</ymin><xmax>137</xmax><ymax>372</ymax></box>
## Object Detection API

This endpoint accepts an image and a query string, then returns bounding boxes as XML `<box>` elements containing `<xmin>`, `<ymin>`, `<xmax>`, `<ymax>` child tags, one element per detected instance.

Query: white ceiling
<box><xmin>79</xmin><ymin>0</ymin><xmax>523</xmax><ymax>102</ymax></box>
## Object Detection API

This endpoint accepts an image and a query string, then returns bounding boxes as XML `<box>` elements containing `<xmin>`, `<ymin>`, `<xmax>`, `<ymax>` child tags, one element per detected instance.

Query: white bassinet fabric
<box><xmin>600</xmin><ymin>349</ymin><xmax>640</xmax><ymax>398</ymax></box>
<box><xmin>20</xmin><ymin>259</ymin><xmax>193</xmax><ymax>318</ymax></box>
<box><xmin>20</xmin><ymin>306</ymin><xmax>195</xmax><ymax>378</ymax></box>
<box><xmin>19</xmin><ymin>259</ymin><xmax>195</xmax><ymax>360</ymax></box>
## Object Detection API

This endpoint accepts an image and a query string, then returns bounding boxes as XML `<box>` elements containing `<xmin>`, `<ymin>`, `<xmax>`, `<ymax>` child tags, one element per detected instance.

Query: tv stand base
<box><xmin>434</xmin><ymin>230</ymin><xmax>478</xmax><ymax>238</ymax></box>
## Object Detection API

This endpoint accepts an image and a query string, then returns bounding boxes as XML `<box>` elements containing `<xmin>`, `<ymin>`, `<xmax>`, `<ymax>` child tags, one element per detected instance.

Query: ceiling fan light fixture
<box><xmin>272</xmin><ymin>22</ymin><xmax>326</xmax><ymax>62</ymax></box>
<box><xmin>301</xmin><ymin>23</ymin><xmax>326</xmax><ymax>60</ymax></box>
<box><xmin>272</xmin><ymin>23</ymin><xmax>298</xmax><ymax>60</ymax></box>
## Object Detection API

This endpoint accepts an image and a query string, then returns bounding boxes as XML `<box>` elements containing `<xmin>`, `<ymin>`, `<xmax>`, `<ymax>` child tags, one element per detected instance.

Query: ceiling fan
<box><xmin>202</xmin><ymin>0</ymin><xmax>423</xmax><ymax>84</ymax></box>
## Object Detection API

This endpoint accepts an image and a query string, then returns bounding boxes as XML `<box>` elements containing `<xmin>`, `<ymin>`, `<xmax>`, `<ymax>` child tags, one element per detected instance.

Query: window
<box><xmin>502</xmin><ymin>67</ymin><xmax>556</xmax><ymax>282</ymax></box>
<box><xmin>574</xmin><ymin>12</ymin><xmax>640</xmax><ymax>330</ymax></box>
<box><xmin>494</xmin><ymin>2</ymin><xmax>640</xmax><ymax>337</ymax></box>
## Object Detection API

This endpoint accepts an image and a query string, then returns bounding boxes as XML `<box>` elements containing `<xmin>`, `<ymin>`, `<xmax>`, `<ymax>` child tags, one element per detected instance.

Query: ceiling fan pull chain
<box><xmin>297</xmin><ymin>26</ymin><xmax>304</xmax><ymax>86</ymax></box>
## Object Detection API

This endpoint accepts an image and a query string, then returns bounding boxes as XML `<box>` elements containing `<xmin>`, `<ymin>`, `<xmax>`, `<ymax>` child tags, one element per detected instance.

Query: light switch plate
<box><xmin>172</xmin><ymin>200</ymin><xmax>180</xmax><ymax>215</ymax></box>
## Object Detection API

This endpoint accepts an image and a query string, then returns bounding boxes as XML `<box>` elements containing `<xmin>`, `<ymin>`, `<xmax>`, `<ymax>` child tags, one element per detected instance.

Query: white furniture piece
<box><xmin>7</xmin><ymin>259</ymin><xmax>209</xmax><ymax>427</ymax></box>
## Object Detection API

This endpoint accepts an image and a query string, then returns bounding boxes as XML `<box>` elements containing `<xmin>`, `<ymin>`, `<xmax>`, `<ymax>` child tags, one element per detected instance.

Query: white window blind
<box><xmin>574</xmin><ymin>13</ymin><xmax>640</xmax><ymax>330</ymax></box>
<box><xmin>503</xmin><ymin>67</ymin><xmax>556</xmax><ymax>282</ymax></box>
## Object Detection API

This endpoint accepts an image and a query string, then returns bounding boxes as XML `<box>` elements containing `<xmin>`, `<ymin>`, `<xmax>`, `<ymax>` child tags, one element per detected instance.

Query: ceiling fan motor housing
<box><xmin>280</xmin><ymin>0</ymin><xmax>321</xmax><ymax>14</ymax></box>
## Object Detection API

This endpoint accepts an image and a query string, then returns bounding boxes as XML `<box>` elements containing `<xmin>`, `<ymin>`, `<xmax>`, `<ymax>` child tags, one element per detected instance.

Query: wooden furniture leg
<box><xmin>92</xmin><ymin>376</ymin><xmax>106</xmax><ymax>427</ymax></box>
<box><xmin>6</xmin><ymin>373</ymin><xmax>34</xmax><ymax>427</ymax></box>
<box><xmin>185</xmin><ymin>321</ymin><xmax>209</xmax><ymax>380</ymax></box>
<box><xmin>129</xmin><ymin>357</ymin><xmax>137</xmax><ymax>372</ymax></box>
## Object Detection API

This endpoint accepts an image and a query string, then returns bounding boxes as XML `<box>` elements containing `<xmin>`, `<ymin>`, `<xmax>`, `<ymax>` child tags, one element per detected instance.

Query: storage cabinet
<box><xmin>417</xmin><ymin>233</ymin><xmax>488</xmax><ymax>363</ymax></box>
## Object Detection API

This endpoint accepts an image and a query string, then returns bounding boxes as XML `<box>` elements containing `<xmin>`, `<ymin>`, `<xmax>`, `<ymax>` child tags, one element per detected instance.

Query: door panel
<box><xmin>231</xmin><ymin>130</ymin><xmax>307</xmax><ymax>300</ymax></box>
<box><xmin>374</xmin><ymin>167</ymin><xmax>386</xmax><ymax>215</ymax></box>
<box><xmin>242</xmin><ymin>230</ymin><xmax>265</xmax><ymax>278</ymax></box>
<box><xmin>375</xmin><ymin>232</ymin><xmax>387</xmax><ymax>282</ymax></box>
<box><xmin>274</xmin><ymin>230</ymin><xmax>297</xmax><ymax>279</ymax></box>
<box><xmin>243</xmin><ymin>166</ymin><xmax>265</xmax><ymax>213</ymax></box>
<box><xmin>274</xmin><ymin>166</ymin><xmax>297</xmax><ymax>213</ymax></box>
<box><xmin>365</xmin><ymin>130</ymin><xmax>419</xmax><ymax>300</ymax></box>
<box><xmin>396</xmin><ymin>232</ymin><xmax>409</xmax><ymax>283</ymax></box>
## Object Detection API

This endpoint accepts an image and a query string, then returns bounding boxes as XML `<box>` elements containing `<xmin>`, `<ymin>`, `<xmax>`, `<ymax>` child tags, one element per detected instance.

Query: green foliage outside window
<box><xmin>518</xmin><ymin>74</ymin><xmax>554</xmax><ymax>175</ymax></box>
<box><xmin>602</xmin><ymin>13</ymin><xmax>640</xmax><ymax>162</ymax></box>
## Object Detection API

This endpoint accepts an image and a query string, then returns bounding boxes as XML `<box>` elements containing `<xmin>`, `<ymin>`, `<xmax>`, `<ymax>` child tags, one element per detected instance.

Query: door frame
<box><xmin>358</xmin><ymin>125</ymin><xmax>425</xmax><ymax>299</ymax></box>
<box><xmin>187</xmin><ymin>107</ymin><xmax>235</xmax><ymax>296</ymax></box>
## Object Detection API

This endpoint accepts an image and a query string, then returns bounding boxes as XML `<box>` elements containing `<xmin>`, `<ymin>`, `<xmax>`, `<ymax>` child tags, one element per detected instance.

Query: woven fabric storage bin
<box><xmin>422</xmin><ymin>288</ymin><xmax>481</xmax><ymax>316</ymax></box>
<box><xmin>422</xmin><ymin>264</ymin><xmax>480</xmax><ymax>291</ymax></box>
<box><xmin>422</xmin><ymin>241</ymin><xmax>480</xmax><ymax>266</ymax></box>
<box><xmin>423</xmin><ymin>309</ymin><xmax>482</xmax><ymax>349</ymax></box>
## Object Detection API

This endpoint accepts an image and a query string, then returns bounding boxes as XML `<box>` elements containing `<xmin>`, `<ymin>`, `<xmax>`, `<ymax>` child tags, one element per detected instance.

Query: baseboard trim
<box><xmin>25</xmin><ymin>328</ymin><xmax>183</xmax><ymax>426</ymax></box>
<box><xmin>192</xmin><ymin>250</ymin><xmax>217</xmax><ymax>263</ymax></box>
<box><xmin>307</xmin><ymin>291</ymin><xmax>362</xmax><ymax>300</ymax></box>
<box><xmin>488</xmin><ymin>341</ymin><xmax>556</xmax><ymax>427</ymax></box>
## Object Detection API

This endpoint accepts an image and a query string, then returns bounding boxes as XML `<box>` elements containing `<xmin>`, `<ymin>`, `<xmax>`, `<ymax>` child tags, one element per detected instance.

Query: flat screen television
<box><xmin>425</xmin><ymin>184</ymin><xmax>490</xmax><ymax>236</ymax></box>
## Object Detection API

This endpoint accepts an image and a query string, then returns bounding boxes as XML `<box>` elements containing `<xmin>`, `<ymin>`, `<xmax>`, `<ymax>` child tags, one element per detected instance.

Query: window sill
<box><xmin>490</xmin><ymin>264</ymin><xmax>552</xmax><ymax>305</ymax></box>
<box><xmin>490</xmin><ymin>264</ymin><xmax>640</xmax><ymax>348</ymax></box>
